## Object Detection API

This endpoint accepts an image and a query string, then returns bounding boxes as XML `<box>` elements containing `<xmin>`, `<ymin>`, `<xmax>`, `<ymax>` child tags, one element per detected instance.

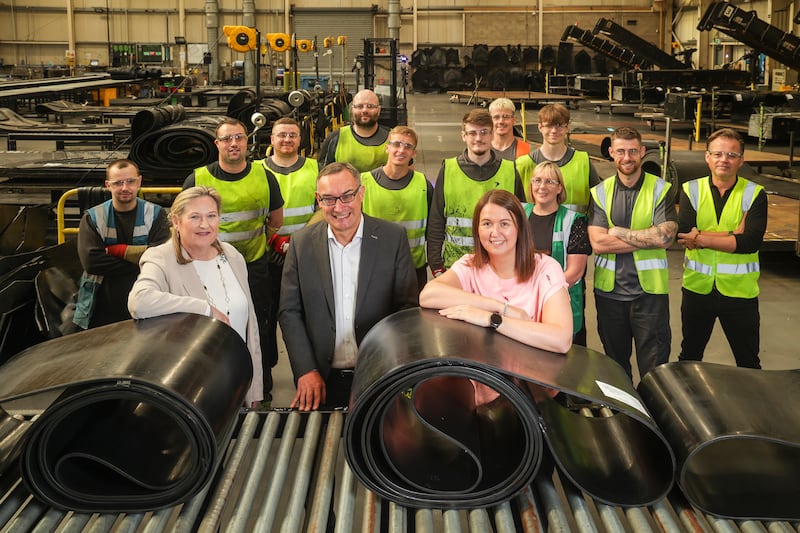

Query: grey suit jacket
<box><xmin>128</xmin><ymin>240</ymin><xmax>264</xmax><ymax>404</ymax></box>
<box><xmin>278</xmin><ymin>214</ymin><xmax>418</xmax><ymax>382</ymax></box>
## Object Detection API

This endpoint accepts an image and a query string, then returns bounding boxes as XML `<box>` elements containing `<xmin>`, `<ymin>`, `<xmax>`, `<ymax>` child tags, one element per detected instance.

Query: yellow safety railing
<box><xmin>56</xmin><ymin>186</ymin><xmax>181</xmax><ymax>244</ymax></box>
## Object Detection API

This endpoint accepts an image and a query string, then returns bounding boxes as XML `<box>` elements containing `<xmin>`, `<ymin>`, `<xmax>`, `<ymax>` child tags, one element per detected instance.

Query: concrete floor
<box><xmin>270</xmin><ymin>92</ymin><xmax>800</xmax><ymax>408</ymax></box>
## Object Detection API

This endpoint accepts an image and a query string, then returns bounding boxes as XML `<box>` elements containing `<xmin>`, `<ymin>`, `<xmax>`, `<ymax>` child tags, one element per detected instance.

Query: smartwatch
<box><xmin>489</xmin><ymin>312</ymin><xmax>503</xmax><ymax>330</ymax></box>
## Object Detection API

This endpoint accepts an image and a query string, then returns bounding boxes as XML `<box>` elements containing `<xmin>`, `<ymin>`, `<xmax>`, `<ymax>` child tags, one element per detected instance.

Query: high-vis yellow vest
<box><xmin>591</xmin><ymin>173</ymin><xmax>671</xmax><ymax>294</ymax></box>
<box><xmin>335</xmin><ymin>126</ymin><xmax>388</xmax><ymax>172</ymax></box>
<box><xmin>442</xmin><ymin>158</ymin><xmax>516</xmax><ymax>267</ymax></box>
<box><xmin>362</xmin><ymin>170</ymin><xmax>429</xmax><ymax>268</ymax></box>
<box><xmin>195</xmin><ymin>165</ymin><xmax>270</xmax><ymax>262</ymax></box>
<box><xmin>267</xmin><ymin>158</ymin><xmax>318</xmax><ymax>237</ymax></box>
<box><xmin>516</xmin><ymin>151</ymin><xmax>590</xmax><ymax>213</ymax></box>
<box><xmin>682</xmin><ymin>176</ymin><xmax>762</xmax><ymax>298</ymax></box>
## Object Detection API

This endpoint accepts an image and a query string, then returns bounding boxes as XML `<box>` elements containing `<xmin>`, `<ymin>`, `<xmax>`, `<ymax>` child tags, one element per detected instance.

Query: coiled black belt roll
<box><xmin>0</xmin><ymin>313</ymin><xmax>251</xmax><ymax>513</ymax></box>
<box><xmin>639</xmin><ymin>362</ymin><xmax>800</xmax><ymax>521</ymax></box>
<box><xmin>344</xmin><ymin>308</ymin><xmax>675</xmax><ymax>509</ymax></box>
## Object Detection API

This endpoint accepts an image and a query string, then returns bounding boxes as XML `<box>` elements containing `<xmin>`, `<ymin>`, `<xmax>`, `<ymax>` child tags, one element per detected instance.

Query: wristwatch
<box><xmin>489</xmin><ymin>312</ymin><xmax>503</xmax><ymax>330</ymax></box>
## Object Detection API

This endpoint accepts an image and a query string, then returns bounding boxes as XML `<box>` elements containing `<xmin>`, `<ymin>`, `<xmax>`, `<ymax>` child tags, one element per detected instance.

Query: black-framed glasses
<box><xmin>540</xmin><ymin>123</ymin><xmax>568</xmax><ymax>130</ymax></box>
<box><xmin>107</xmin><ymin>177</ymin><xmax>139</xmax><ymax>188</ymax></box>
<box><xmin>217</xmin><ymin>133</ymin><xmax>246</xmax><ymax>143</ymax></box>
<box><xmin>352</xmin><ymin>103</ymin><xmax>380</xmax><ymax>110</ymax></box>
<box><xmin>274</xmin><ymin>131</ymin><xmax>299</xmax><ymax>139</ymax></box>
<box><xmin>387</xmin><ymin>140</ymin><xmax>415</xmax><ymax>150</ymax></box>
<box><xmin>317</xmin><ymin>187</ymin><xmax>361</xmax><ymax>206</ymax></box>
<box><xmin>707</xmin><ymin>150</ymin><xmax>743</xmax><ymax>160</ymax></box>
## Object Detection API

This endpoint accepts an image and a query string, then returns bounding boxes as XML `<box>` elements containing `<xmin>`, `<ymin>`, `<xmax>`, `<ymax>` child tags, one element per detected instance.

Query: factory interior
<box><xmin>0</xmin><ymin>0</ymin><xmax>799</xmax><ymax>531</ymax></box>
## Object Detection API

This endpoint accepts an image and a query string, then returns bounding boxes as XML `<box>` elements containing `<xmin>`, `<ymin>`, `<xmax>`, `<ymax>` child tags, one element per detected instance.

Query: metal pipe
<box><xmin>468</xmin><ymin>508</ymin><xmax>492</xmax><ymax>531</ymax></box>
<box><xmin>279</xmin><ymin>411</ymin><xmax>322</xmax><ymax>533</ymax></box>
<box><xmin>307</xmin><ymin>412</ymin><xmax>344</xmax><ymax>533</ymax></box>
<box><xmin>56</xmin><ymin>513</ymin><xmax>93</xmax><ymax>533</ymax></box>
<box><xmin>361</xmin><ymin>487</ymin><xmax>381</xmax><ymax>533</ymax></box>
<box><xmin>595</xmin><ymin>503</ymin><xmax>627</xmax><ymax>533</ymax></box>
<box><xmin>492</xmin><ymin>501</ymin><xmax>517</xmax><ymax>533</ymax></box>
<box><xmin>388</xmin><ymin>501</ymin><xmax>407</xmax><ymax>532</ymax></box>
<box><xmin>443</xmin><ymin>509</ymin><xmax>463</xmax><ymax>532</ymax></box>
<box><xmin>515</xmin><ymin>485</ymin><xmax>546</xmax><ymax>533</ymax></box>
<box><xmin>172</xmin><ymin>479</ymin><xmax>213</xmax><ymax>533</ymax></box>
<box><xmin>227</xmin><ymin>411</ymin><xmax>281</xmax><ymax>533</ymax></box>
<box><xmin>205</xmin><ymin>0</ymin><xmax>219</xmax><ymax>84</ymax></box>
<box><xmin>562</xmin><ymin>479</ymin><xmax>600</xmax><ymax>533</ymax></box>
<box><xmin>651</xmin><ymin>500</ymin><xmax>684</xmax><ymax>533</ymax></box>
<box><xmin>3</xmin><ymin>497</ymin><xmax>45</xmax><ymax>532</ymax></box>
<box><xmin>254</xmin><ymin>411</ymin><xmax>302</xmax><ymax>532</ymax></box>
<box><xmin>243</xmin><ymin>0</ymin><xmax>255</xmax><ymax>87</ymax></box>
<box><xmin>114</xmin><ymin>513</ymin><xmax>146</xmax><ymax>533</ymax></box>
<box><xmin>198</xmin><ymin>411</ymin><xmax>260</xmax><ymax>531</ymax></box>
<box><xmin>335</xmin><ymin>462</ymin><xmax>358</xmax><ymax>532</ymax></box>
<box><xmin>30</xmin><ymin>508</ymin><xmax>67</xmax><ymax>533</ymax></box>
<box><xmin>86</xmin><ymin>514</ymin><xmax>118</xmax><ymax>533</ymax></box>
<box><xmin>624</xmin><ymin>507</ymin><xmax>655</xmax><ymax>533</ymax></box>
<box><xmin>388</xmin><ymin>0</ymin><xmax>401</xmax><ymax>40</ymax></box>
<box><xmin>141</xmin><ymin>506</ymin><xmax>176</xmax><ymax>533</ymax></box>
<box><xmin>534</xmin><ymin>478</ymin><xmax>571</xmax><ymax>532</ymax></box>
<box><xmin>179</xmin><ymin>0</ymin><xmax>186</xmax><ymax>75</ymax></box>
<box><xmin>415</xmin><ymin>509</ymin><xmax>435</xmax><ymax>533</ymax></box>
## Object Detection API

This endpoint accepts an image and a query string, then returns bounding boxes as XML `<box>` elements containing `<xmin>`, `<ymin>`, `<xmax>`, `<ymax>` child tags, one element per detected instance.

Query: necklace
<box><xmin>201</xmin><ymin>254</ymin><xmax>231</xmax><ymax>317</ymax></box>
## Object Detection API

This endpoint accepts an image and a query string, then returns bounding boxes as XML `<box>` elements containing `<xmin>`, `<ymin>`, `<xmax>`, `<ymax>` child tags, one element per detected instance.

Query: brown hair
<box><xmin>106</xmin><ymin>158</ymin><xmax>139</xmax><ymax>179</ymax></box>
<box><xmin>215</xmin><ymin>117</ymin><xmax>247</xmax><ymax>137</ymax></box>
<box><xmin>317</xmin><ymin>161</ymin><xmax>362</xmax><ymax>186</ymax></box>
<box><xmin>462</xmin><ymin>109</ymin><xmax>493</xmax><ymax>130</ymax></box>
<box><xmin>538</xmin><ymin>103</ymin><xmax>570</xmax><ymax>125</ymax></box>
<box><xmin>610</xmin><ymin>126</ymin><xmax>642</xmax><ymax>144</ymax></box>
<box><xmin>706</xmin><ymin>127</ymin><xmax>745</xmax><ymax>154</ymax></box>
<box><xmin>170</xmin><ymin>186</ymin><xmax>224</xmax><ymax>264</ymax></box>
<box><xmin>469</xmin><ymin>189</ymin><xmax>537</xmax><ymax>282</ymax></box>
<box><xmin>272</xmin><ymin>116</ymin><xmax>300</xmax><ymax>129</ymax></box>
<box><xmin>531</xmin><ymin>161</ymin><xmax>567</xmax><ymax>204</ymax></box>
<box><xmin>388</xmin><ymin>125</ymin><xmax>418</xmax><ymax>147</ymax></box>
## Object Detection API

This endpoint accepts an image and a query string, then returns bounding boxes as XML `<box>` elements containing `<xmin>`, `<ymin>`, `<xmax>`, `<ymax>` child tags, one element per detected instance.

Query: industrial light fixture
<box><xmin>174</xmin><ymin>36</ymin><xmax>187</xmax><ymax>45</ymax></box>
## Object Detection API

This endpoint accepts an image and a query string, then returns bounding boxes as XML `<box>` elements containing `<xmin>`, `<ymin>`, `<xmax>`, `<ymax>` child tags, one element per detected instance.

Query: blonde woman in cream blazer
<box><xmin>128</xmin><ymin>187</ymin><xmax>264</xmax><ymax>406</ymax></box>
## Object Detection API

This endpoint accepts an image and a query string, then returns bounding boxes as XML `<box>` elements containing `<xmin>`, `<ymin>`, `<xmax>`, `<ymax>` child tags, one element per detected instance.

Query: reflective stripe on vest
<box><xmin>267</xmin><ymin>157</ymin><xmax>318</xmax><ymax>236</ymax></box>
<box><xmin>550</xmin><ymin>205</ymin><xmax>584</xmax><ymax>334</ymax></box>
<box><xmin>682</xmin><ymin>177</ymin><xmax>762</xmax><ymax>298</ymax></box>
<box><xmin>195</xmin><ymin>164</ymin><xmax>270</xmax><ymax>262</ymax></box>
<box><xmin>442</xmin><ymin>158</ymin><xmax>517</xmax><ymax>267</ymax></box>
<box><xmin>591</xmin><ymin>173</ymin><xmax>670</xmax><ymax>294</ymax></box>
<box><xmin>361</xmin><ymin>169</ymin><xmax>429</xmax><ymax>268</ymax></box>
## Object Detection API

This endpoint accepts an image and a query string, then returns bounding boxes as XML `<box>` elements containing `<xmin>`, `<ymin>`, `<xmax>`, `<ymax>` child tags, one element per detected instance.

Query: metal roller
<box><xmin>0</xmin><ymin>313</ymin><xmax>252</xmax><ymax>513</ymax></box>
<box><xmin>344</xmin><ymin>308</ymin><xmax>675</xmax><ymax>509</ymax></box>
<box><xmin>639</xmin><ymin>362</ymin><xmax>800</xmax><ymax>521</ymax></box>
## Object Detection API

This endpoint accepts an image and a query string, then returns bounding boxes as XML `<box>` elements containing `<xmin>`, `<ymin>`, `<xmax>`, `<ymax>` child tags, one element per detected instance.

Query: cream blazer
<box><xmin>128</xmin><ymin>240</ymin><xmax>264</xmax><ymax>405</ymax></box>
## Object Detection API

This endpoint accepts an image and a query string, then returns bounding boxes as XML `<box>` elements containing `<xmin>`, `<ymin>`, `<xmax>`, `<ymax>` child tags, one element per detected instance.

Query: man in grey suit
<box><xmin>279</xmin><ymin>162</ymin><xmax>418</xmax><ymax>411</ymax></box>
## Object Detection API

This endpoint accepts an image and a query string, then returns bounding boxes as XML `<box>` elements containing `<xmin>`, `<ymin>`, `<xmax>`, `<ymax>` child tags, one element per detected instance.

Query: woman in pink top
<box><xmin>420</xmin><ymin>189</ymin><xmax>573</xmax><ymax>354</ymax></box>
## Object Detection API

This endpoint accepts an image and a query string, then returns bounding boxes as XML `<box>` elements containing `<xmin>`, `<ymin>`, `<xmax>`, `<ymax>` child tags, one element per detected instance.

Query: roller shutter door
<box><xmin>292</xmin><ymin>9</ymin><xmax>374</xmax><ymax>86</ymax></box>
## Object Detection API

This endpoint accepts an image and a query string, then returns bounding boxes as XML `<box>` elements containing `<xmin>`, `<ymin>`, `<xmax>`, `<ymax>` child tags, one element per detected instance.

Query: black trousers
<box><xmin>679</xmin><ymin>287</ymin><xmax>761</xmax><ymax>369</ymax></box>
<box><xmin>246</xmin><ymin>254</ymin><xmax>273</xmax><ymax>401</ymax></box>
<box><xmin>595</xmin><ymin>292</ymin><xmax>671</xmax><ymax>380</ymax></box>
<box><xmin>322</xmin><ymin>369</ymin><xmax>354</xmax><ymax>410</ymax></box>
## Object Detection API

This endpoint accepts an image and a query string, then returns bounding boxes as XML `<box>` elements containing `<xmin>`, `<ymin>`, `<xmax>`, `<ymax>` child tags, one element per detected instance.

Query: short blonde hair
<box><xmin>489</xmin><ymin>98</ymin><xmax>515</xmax><ymax>115</ymax></box>
<box><xmin>531</xmin><ymin>161</ymin><xmax>567</xmax><ymax>205</ymax></box>
<box><xmin>170</xmin><ymin>186</ymin><xmax>224</xmax><ymax>264</ymax></box>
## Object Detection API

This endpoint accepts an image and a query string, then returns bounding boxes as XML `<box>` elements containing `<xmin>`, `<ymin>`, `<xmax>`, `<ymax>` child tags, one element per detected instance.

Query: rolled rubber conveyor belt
<box><xmin>0</xmin><ymin>313</ymin><xmax>252</xmax><ymax>513</ymax></box>
<box><xmin>638</xmin><ymin>362</ymin><xmax>800</xmax><ymax>521</ymax></box>
<box><xmin>344</xmin><ymin>308</ymin><xmax>675</xmax><ymax>509</ymax></box>
<box><xmin>128</xmin><ymin>114</ymin><xmax>226</xmax><ymax>173</ymax></box>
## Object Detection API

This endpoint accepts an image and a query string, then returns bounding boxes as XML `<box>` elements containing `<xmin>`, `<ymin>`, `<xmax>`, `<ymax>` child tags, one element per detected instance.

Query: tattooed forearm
<box><xmin>610</xmin><ymin>221</ymin><xmax>676</xmax><ymax>249</ymax></box>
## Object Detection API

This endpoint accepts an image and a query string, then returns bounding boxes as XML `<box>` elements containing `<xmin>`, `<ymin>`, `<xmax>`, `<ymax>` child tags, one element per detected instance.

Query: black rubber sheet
<box><xmin>0</xmin><ymin>313</ymin><xmax>252</xmax><ymax>513</ymax></box>
<box><xmin>639</xmin><ymin>362</ymin><xmax>800</xmax><ymax>520</ymax></box>
<box><xmin>344</xmin><ymin>308</ymin><xmax>675</xmax><ymax>509</ymax></box>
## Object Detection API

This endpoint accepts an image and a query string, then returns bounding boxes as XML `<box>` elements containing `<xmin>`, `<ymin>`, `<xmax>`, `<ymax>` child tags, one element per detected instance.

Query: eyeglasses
<box><xmin>274</xmin><ymin>131</ymin><xmax>299</xmax><ymax>139</ymax></box>
<box><xmin>107</xmin><ymin>177</ymin><xmax>139</xmax><ymax>188</ymax></box>
<box><xmin>612</xmin><ymin>148</ymin><xmax>641</xmax><ymax>157</ymax></box>
<box><xmin>707</xmin><ymin>150</ymin><xmax>743</xmax><ymax>160</ymax></box>
<box><xmin>217</xmin><ymin>133</ymin><xmax>246</xmax><ymax>143</ymax></box>
<box><xmin>540</xmin><ymin>123</ymin><xmax>568</xmax><ymax>130</ymax></box>
<box><xmin>463</xmin><ymin>129</ymin><xmax>491</xmax><ymax>138</ymax></box>
<box><xmin>352</xmin><ymin>103</ymin><xmax>380</xmax><ymax>110</ymax></box>
<box><xmin>317</xmin><ymin>187</ymin><xmax>361</xmax><ymax>206</ymax></box>
<box><xmin>491</xmin><ymin>113</ymin><xmax>514</xmax><ymax>120</ymax></box>
<box><xmin>531</xmin><ymin>177</ymin><xmax>561</xmax><ymax>187</ymax></box>
<box><xmin>387</xmin><ymin>140</ymin><xmax>415</xmax><ymax>150</ymax></box>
